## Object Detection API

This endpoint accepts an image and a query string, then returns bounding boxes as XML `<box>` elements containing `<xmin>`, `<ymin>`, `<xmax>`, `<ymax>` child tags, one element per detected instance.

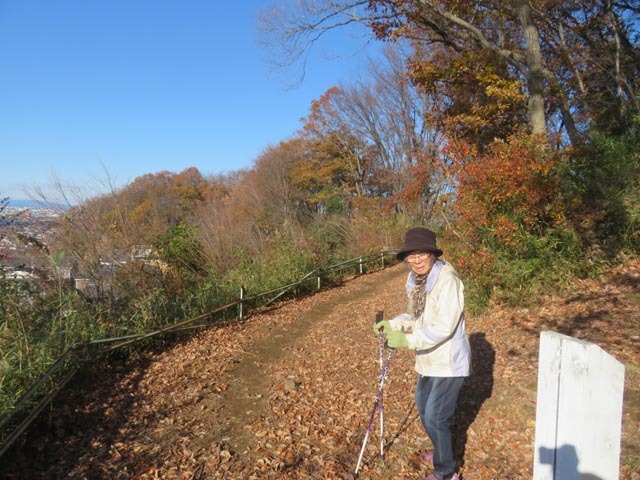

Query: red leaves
<box><xmin>451</xmin><ymin>134</ymin><xmax>565</xmax><ymax>241</ymax></box>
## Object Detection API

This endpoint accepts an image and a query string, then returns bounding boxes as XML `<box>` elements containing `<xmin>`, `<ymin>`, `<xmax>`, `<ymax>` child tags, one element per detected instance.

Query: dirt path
<box><xmin>212</xmin><ymin>267</ymin><xmax>400</xmax><ymax>461</ymax></box>
<box><xmin>1</xmin><ymin>261</ymin><xmax>639</xmax><ymax>479</ymax></box>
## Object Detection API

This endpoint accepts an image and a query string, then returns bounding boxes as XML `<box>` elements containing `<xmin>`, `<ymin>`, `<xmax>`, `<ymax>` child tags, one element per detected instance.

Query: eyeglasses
<box><xmin>404</xmin><ymin>252</ymin><xmax>432</xmax><ymax>263</ymax></box>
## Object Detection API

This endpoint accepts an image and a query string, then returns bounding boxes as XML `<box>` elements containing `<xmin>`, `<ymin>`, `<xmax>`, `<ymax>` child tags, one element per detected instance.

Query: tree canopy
<box><xmin>260</xmin><ymin>0</ymin><xmax>640</xmax><ymax>146</ymax></box>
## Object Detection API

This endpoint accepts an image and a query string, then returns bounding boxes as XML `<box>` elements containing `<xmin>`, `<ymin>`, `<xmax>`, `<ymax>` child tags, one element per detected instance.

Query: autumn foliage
<box><xmin>450</xmin><ymin>135</ymin><xmax>563</xmax><ymax>244</ymax></box>
<box><xmin>2</xmin><ymin>5</ymin><xmax>640</xmax><ymax>476</ymax></box>
<box><xmin>439</xmin><ymin>134</ymin><xmax>585</xmax><ymax>308</ymax></box>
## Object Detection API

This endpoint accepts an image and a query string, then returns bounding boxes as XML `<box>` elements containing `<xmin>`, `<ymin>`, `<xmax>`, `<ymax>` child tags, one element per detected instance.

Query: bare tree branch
<box><xmin>257</xmin><ymin>0</ymin><xmax>376</xmax><ymax>86</ymax></box>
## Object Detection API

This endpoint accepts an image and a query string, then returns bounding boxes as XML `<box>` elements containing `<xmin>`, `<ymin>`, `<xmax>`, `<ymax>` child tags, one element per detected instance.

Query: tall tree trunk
<box><xmin>515</xmin><ymin>0</ymin><xmax>547</xmax><ymax>135</ymax></box>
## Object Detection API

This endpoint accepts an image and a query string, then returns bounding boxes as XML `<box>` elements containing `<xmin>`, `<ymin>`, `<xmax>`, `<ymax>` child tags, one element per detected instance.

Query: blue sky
<box><xmin>0</xmin><ymin>1</ymin><xmax>379</xmax><ymax>202</ymax></box>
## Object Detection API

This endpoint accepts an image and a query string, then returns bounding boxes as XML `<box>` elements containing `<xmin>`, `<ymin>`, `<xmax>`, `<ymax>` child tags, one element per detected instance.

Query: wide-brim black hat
<box><xmin>396</xmin><ymin>227</ymin><xmax>443</xmax><ymax>260</ymax></box>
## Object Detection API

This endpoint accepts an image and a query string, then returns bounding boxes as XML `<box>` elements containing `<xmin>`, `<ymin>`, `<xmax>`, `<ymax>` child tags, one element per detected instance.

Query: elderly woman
<box><xmin>375</xmin><ymin>227</ymin><xmax>470</xmax><ymax>480</ymax></box>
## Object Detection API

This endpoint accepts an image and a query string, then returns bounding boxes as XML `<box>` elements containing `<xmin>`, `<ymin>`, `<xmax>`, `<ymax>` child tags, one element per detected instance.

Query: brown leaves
<box><xmin>3</xmin><ymin>261</ymin><xmax>639</xmax><ymax>479</ymax></box>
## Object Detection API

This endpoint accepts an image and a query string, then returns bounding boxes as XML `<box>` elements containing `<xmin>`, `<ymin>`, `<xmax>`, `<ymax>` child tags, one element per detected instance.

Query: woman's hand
<box><xmin>385</xmin><ymin>329</ymin><xmax>409</xmax><ymax>349</ymax></box>
<box><xmin>372</xmin><ymin>320</ymin><xmax>391</xmax><ymax>335</ymax></box>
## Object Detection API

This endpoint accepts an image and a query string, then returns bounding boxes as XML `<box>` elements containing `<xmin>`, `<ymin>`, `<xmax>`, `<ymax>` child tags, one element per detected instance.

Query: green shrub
<box><xmin>564</xmin><ymin>118</ymin><xmax>640</xmax><ymax>255</ymax></box>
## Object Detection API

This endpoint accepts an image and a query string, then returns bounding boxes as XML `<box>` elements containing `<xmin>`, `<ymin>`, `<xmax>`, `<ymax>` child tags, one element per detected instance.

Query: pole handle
<box><xmin>375</xmin><ymin>310</ymin><xmax>394</xmax><ymax>350</ymax></box>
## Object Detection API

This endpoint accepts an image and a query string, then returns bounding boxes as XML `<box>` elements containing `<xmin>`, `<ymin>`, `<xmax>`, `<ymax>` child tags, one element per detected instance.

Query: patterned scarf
<box><xmin>408</xmin><ymin>273</ymin><xmax>427</xmax><ymax>319</ymax></box>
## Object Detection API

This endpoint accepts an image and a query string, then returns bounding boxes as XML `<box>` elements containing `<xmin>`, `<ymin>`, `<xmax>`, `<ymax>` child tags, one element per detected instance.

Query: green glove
<box><xmin>372</xmin><ymin>320</ymin><xmax>391</xmax><ymax>335</ymax></box>
<box><xmin>386</xmin><ymin>329</ymin><xmax>409</xmax><ymax>349</ymax></box>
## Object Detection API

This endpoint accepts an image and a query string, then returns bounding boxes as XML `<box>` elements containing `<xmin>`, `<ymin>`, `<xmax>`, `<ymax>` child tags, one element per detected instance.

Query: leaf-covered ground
<box><xmin>2</xmin><ymin>259</ymin><xmax>639</xmax><ymax>479</ymax></box>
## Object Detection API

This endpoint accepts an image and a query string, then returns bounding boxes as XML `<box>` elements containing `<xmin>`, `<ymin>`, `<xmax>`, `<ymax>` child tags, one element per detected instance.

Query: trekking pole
<box><xmin>377</xmin><ymin>311</ymin><xmax>386</xmax><ymax>461</ymax></box>
<box><xmin>354</xmin><ymin>312</ymin><xmax>394</xmax><ymax>479</ymax></box>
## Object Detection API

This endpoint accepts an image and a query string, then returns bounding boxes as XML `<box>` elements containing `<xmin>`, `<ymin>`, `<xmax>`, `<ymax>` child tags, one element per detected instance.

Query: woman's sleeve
<box><xmin>389</xmin><ymin>313</ymin><xmax>414</xmax><ymax>331</ymax></box>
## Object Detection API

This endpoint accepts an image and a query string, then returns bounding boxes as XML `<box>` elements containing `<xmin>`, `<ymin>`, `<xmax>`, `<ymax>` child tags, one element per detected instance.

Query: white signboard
<box><xmin>533</xmin><ymin>331</ymin><xmax>625</xmax><ymax>480</ymax></box>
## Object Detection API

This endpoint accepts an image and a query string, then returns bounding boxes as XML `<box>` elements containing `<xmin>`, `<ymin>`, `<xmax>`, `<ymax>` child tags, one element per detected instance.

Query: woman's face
<box><xmin>404</xmin><ymin>251</ymin><xmax>435</xmax><ymax>276</ymax></box>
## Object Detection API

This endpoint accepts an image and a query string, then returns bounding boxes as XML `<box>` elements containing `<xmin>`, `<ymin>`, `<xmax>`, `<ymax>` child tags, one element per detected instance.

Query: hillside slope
<box><xmin>2</xmin><ymin>260</ymin><xmax>639</xmax><ymax>479</ymax></box>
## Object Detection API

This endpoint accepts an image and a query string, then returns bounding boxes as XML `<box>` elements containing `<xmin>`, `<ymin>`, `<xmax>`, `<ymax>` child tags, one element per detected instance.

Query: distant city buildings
<box><xmin>0</xmin><ymin>205</ymin><xmax>64</xmax><ymax>278</ymax></box>
<box><xmin>1</xmin><ymin>205</ymin><xmax>165</xmax><ymax>296</ymax></box>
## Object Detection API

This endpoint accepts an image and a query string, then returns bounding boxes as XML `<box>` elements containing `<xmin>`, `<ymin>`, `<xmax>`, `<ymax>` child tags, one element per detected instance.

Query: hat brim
<box><xmin>396</xmin><ymin>247</ymin><xmax>443</xmax><ymax>261</ymax></box>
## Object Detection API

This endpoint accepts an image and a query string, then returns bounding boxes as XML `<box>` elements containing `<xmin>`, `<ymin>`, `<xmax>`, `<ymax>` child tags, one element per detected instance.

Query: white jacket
<box><xmin>389</xmin><ymin>260</ymin><xmax>471</xmax><ymax>377</ymax></box>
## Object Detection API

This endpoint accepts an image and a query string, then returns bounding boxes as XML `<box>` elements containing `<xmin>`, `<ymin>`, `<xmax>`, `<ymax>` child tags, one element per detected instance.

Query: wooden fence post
<box><xmin>533</xmin><ymin>331</ymin><xmax>625</xmax><ymax>480</ymax></box>
<box><xmin>239</xmin><ymin>286</ymin><xmax>245</xmax><ymax>320</ymax></box>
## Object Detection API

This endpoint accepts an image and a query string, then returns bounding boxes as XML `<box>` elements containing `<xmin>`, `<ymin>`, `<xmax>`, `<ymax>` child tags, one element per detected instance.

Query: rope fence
<box><xmin>0</xmin><ymin>250</ymin><xmax>397</xmax><ymax>458</ymax></box>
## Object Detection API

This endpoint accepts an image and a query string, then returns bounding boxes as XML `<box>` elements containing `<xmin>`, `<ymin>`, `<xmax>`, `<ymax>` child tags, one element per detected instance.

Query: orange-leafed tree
<box><xmin>449</xmin><ymin>134</ymin><xmax>565</xmax><ymax>250</ymax></box>
<box><xmin>113</xmin><ymin>168</ymin><xmax>211</xmax><ymax>244</ymax></box>
<box><xmin>295</xmin><ymin>86</ymin><xmax>370</xmax><ymax>214</ymax></box>
<box><xmin>441</xmin><ymin>133</ymin><xmax>577</xmax><ymax>306</ymax></box>
<box><xmin>294</xmin><ymin>46</ymin><xmax>448</xmax><ymax>225</ymax></box>
<box><xmin>409</xmin><ymin>46</ymin><xmax>528</xmax><ymax>151</ymax></box>
<box><xmin>239</xmin><ymin>139</ymin><xmax>310</xmax><ymax>237</ymax></box>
